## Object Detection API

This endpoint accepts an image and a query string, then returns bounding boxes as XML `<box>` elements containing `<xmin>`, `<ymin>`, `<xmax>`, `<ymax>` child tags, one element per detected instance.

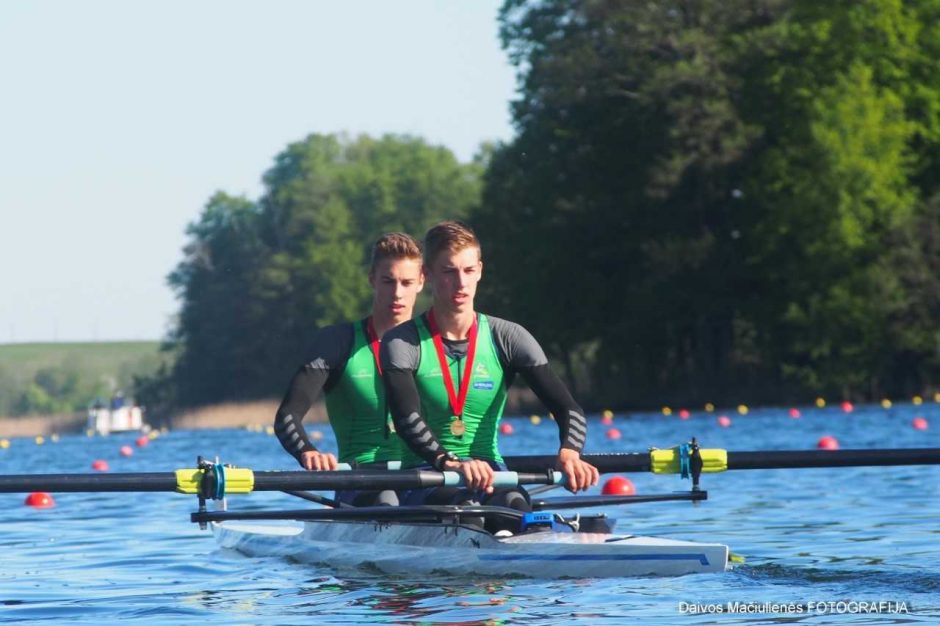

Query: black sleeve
<box><xmin>273</xmin><ymin>366</ymin><xmax>330</xmax><ymax>462</ymax></box>
<box><xmin>384</xmin><ymin>368</ymin><xmax>446</xmax><ymax>464</ymax></box>
<box><xmin>488</xmin><ymin>316</ymin><xmax>587</xmax><ymax>453</ymax></box>
<box><xmin>380</xmin><ymin>320</ymin><xmax>446</xmax><ymax>465</ymax></box>
<box><xmin>273</xmin><ymin>323</ymin><xmax>353</xmax><ymax>464</ymax></box>
<box><xmin>517</xmin><ymin>364</ymin><xmax>587</xmax><ymax>453</ymax></box>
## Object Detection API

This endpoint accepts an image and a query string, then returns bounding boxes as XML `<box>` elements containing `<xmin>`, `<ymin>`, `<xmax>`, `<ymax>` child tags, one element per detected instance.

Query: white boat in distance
<box><xmin>87</xmin><ymin>394</ymin><xmax>145</xmax><ymax>435</ymax></box>
<box><xmin>212</xmin><ymin>514</ymin><xmax>730</xmax><ymax>578</ymax></box>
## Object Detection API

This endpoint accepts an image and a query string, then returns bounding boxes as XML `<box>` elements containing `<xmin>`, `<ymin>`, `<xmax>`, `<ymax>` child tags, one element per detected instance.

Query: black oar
<box><xmin>505</xmin><ymin>447</ymin><xmax>940</xmax><ymax>473</ymax></box>
<box><xmin>0</xmin><ymin>467</ymin><xmax>561</xmax><ymax>497</ymax></box>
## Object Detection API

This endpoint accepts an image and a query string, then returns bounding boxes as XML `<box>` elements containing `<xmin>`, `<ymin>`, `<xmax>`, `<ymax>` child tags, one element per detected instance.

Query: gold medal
<box><xmin>450</xmin><ymin>418</ymin><xmax>466</xmax><ymax>436</ymax></box>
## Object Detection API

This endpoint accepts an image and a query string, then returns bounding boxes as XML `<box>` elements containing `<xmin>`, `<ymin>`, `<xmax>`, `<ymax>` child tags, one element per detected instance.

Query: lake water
<box><xmin>1</xmin><ymin>402</ymin><xmax>938</xmax><ymax>624</ymax></box>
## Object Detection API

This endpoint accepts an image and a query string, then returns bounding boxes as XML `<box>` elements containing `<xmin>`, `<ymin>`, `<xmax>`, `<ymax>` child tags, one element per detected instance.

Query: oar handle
<box><xmin>333</xmin><ymin>463</ymin><xmax>564</xmax><ymax>488</ymax></box>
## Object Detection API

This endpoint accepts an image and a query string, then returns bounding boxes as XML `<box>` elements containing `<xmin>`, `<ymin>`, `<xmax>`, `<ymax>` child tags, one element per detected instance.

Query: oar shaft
<box><xmin>507</xmin><ymin>448</ymin><xmax>940</xmax><ymax>473</ymax></box>
<box><xmin>727</xmin><ymin>448</ymin><xmax>940</xmax><ymax>470</ymax></box>
<box><xmin>505</xmin><ymin>453</ymin><xmax>652</xmax><ymax>473</ymax></box>
<box><xmin>0</xmin><ymin>472</ymin><xmax>179</xmax><ymax>493</ymax></box>
<box><xmin>0</xmin><ymin>469</ymin><xmax>561</xmax><ymax>494</ymax></box>
<box><xmin>251</xmin><ymin>470</ymin><xmax>558</xmax><ymax>491</ymax></box>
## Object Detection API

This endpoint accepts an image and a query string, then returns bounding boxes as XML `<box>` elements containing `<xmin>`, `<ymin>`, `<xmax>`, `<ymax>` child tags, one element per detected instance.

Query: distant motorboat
<box><xmin>87</xmin><ymin>394</ymin><xmax>146</xmax><ymax>435</ymax></box>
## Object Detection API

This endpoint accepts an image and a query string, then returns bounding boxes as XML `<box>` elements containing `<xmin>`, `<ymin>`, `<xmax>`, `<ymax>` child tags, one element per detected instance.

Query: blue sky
<box><xmin>0</xmin><ymin>0</ymin><xmax>516</xmax><ymax>343</ymax></box>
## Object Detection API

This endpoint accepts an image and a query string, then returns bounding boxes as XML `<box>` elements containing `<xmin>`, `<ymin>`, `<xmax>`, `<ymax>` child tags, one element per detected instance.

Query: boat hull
<box><xmin>213</xmin><ymin>520</ymin><xmax>729</xmax><ymax>578</ymax></box>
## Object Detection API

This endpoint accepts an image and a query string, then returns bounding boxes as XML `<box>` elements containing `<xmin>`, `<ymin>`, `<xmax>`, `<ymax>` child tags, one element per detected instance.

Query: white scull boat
<box><xmin>213</xmin><ymin>518</ymin><xmax>729</xmax><ymax>578</ymax></box>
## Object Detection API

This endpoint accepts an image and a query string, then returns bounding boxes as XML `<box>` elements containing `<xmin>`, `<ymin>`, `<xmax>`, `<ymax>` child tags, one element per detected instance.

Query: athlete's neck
<box><xmin>370</xmin><ymin>312</ymin><xmax>405</xmax><ymax>338</ymax></box>
<box><xmin>431</xmin><ymin>306</ymin><xmax>476</xmax><ymax>340</ymax></box>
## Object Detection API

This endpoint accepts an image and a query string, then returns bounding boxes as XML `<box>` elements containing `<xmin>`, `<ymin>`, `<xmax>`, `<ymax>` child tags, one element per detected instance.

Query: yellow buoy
<box><xmin>881</xmin><ymin>399</ymin><xmax>892</xmax><ymax>409</ymax></box>
<box><xmin>35</xmin><ymin>436</ymin><xmax>45</xmax><ymax>445</ymax></box>
<box><xmin>264</xmin><ymin>425</ymin><xmax>275</xmax><ymax>435</ymax></box>
<box><xmin>529</xmin><ymin>415</ymin><xmax>542</xmax><ymax>425</ymax></box>
<box><xmin>85</xmin><ymin>429</ymin><xmax>95</xmax><ymax>437</ymax></box>
<box><xmin>913</xmin><ymin>395</ymin><xmax>924</xmax><ymax>406</ymax></box>
<box><xmin>934</xmin><ymin>392</ymin><xmax>940</xmax><ymax>403</ymax></box>
<box><xmin>0</xmin><ymin>439</ymin><xmax>10</xmax><ymax>449</ymax></box>
<box><xmin>704</xmin><ymin>402</ymin><xmax>715</xmax><ymax>413</ymax></box>
<box><xmin>148</xmin><ymin>430</ymin><xmax>159</xmax><ymax>440</ymax></box>
<box><xmin>601</xmin><ymin>409</ymin><xmax>614</xmax><ymax>420</ymax></box>
<box><xmin>737</xmin><ymin>404</ymin><xmax>749</xmax><ymax>416</ymax></box>
<box><xmin>310</xmin><ymin>430</ymin><xmax>324</xmax><ymax>441</ymax></box>
<box><xmin>661</xmin><ymin>406</ymin><xmax>673</xmax><ymax>416</ymax></box>
<box><xmin>815</xmin><ymin>397</ymin><xmax>826</xmax><ymax>408</ymax></box>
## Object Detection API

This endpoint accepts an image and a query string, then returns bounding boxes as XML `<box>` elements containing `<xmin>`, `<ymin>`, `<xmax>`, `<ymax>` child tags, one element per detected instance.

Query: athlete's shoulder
<box><xmin>381</xmin><ymin>317</ymin><xmax>420</xmax><ymax>345</ymax></box>
<box><xmin>483</xmin><ymin>313</ymin><xmax>548</xmax><ymax>367</ymax></box>
<box><xmin>307</xmin><ymin>321</ymin><xmax>356</xmax><ymax>369</ymax></box>
<box><xmin>380</xmin><ymin>318</ymin><xmax>421</xmax><ymax>371</ymax></box>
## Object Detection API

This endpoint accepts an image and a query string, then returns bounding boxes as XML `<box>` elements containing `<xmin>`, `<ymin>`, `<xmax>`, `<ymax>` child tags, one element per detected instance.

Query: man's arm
<box><xmin>273</xmin><ymin>324</ymin><xmax>351</xmax><ymax>470</ymax></box>
<box><xmin>380</xmin><ymin>323</ymin><xmax>447</xmax><ymax>466</ymax></box>
<box><xmin>273</xmin><ymin>366</ymin><xmax>333</xmax><ymax>468</ymax></box>
<box><xmin>490</xmin><ymin>316</ymin><xmax>598</xmax><ymax>492</ymax></box>
<box><xmin>517</xmin><ymin>364</ymin><xmax>587</xmax><ymax>453</ymax></box>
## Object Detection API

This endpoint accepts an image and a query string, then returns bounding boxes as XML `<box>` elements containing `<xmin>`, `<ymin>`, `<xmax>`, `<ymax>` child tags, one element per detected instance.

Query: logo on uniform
<box><xmin>473</xmin><ymin>381</ymin><xmax>494</xmax><ymax>390</ymax></box>
<box><xmin>474</xmin><ymin>363</ymin><xmax>489</xmax><ymax>377</ymax></box>
<box><xmin>351</xmin><ymin>368</ymin><xmax>372</xmax><ymax>379</ymax></box>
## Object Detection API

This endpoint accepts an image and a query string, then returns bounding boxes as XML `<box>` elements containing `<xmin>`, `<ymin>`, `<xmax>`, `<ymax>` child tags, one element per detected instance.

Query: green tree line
<box><xmin>0</xmin><ymin>342</ymin><xmax>164</xmax><ymax>417</ymax></box>
<box><xmin>140</xmin><ymin>0</ymin><xmax>940</xmax><ymax>415</ymax></box>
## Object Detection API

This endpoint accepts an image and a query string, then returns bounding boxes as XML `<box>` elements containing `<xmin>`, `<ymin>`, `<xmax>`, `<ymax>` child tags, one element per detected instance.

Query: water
<box><xmin>1</xmin><ymin>403</ymin><xmax>938</xmax><ymax>624</ymax></box>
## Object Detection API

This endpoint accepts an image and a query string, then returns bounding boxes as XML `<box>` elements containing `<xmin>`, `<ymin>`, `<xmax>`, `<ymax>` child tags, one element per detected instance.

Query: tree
<box><xmin>160</xmin><ymin>133</ymin><xmax>481</xmax><ymax>408</ymax></box>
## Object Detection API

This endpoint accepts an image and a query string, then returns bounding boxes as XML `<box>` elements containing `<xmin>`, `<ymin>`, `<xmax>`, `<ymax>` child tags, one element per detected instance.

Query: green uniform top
<box><xmin>401</xmin><ymin>313</ymin><xmax>507</xmax><ymax>466</ymax></box>
<box><xmin>274</xmin><ymin>318</ymin><xmax>401</xmax><ymax>465</ymax></box>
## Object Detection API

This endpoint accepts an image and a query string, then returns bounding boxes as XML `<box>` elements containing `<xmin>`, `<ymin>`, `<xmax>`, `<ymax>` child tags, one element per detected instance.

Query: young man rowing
<box><xmin>274</xmin><ymin>232</ymin><xmax>424</xmax><ymax>506</ymax></box>
<box><xmin>380</xmin><ymin>221</ymin><xmax>598</xmax><ymax>517</ymax></box>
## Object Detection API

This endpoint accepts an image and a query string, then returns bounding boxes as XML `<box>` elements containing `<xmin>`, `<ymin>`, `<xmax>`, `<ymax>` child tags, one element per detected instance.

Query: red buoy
<box><xmin>789</xmin><ymin>408</ymin><xmax>801</xmax><ymax>419</ymax></box>
<box><xmin>25</xmin><ymin>492</ymin><xmax>55</xmax><ymax>508</ymax></box>
<box><xmin>119</xmin><ymin>445</ymin><xmax>133</xmax><ymax>457</ymax></box>
<box><xmin>135</xmin><ymin>436</ymin><xmax>149</xmax><ymax>448</ymax></box>
<box><xmin>717</xmin><ymin>415</ymin><xmax>731</xmax><ymax>427</ymax></box>
<box><xmin>841</xmin><ymin>401</ymin><xmax>854</xmax><ymax>413</ymax></box>
<box><xmin>912</xmin><ymin>417</ymin><xmax>928</xmax><ymax>431</ymax></box>
<box><xmin>601</xmin><ymin>476</ymin><xmax>636</xmax><ymax>496</ymax></box>
<box><xmin>817</xmin><ymin>435</ymin><xmax>840</xmax><ymax>450</ymax></box>
<box><xmin>606</xmin><ymin>427</ymin><xmax>621</xmax><ymax>440</ymax></box>
<box><xmin>499</xmin><ymin>423</ymin><xmax>514</xmax><ymax>435</ymax></box>
<box><xmin>91</xmin><ymin>459</ymin><xmax>109</xmax><ymax>471</ymax></box>
<box><xmin>678</xmin><ymin>409</ymin><xmax>691</xmax><ymax>420</ymax></box>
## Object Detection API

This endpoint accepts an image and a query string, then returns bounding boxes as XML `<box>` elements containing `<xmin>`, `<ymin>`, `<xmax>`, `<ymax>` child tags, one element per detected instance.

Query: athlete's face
<box><xmin>369</xmin><ymin>257</ymin><xmax>424</xmax><ymax>326</ymax></box>
<box><xmin>426</xmin><ymin>246</ymin><xmax>483</xmax><ymax>314</ymax></box>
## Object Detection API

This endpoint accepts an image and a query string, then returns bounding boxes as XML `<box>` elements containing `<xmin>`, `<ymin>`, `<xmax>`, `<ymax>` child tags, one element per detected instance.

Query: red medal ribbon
<box><xmin>427</xmin><ymin>309</ymin><xmax>478</xmax><ymax>418</ymax></box>
<box><xmin>366</xmin><ymin>317</ymin><xmax>383</xmax><ymax>376</ymax></box>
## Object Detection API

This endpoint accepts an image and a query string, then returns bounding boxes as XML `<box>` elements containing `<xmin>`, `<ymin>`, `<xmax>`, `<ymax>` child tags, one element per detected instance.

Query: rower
<box><xmin>380</xmin><ymin>221</ymin><xmax>599</xmax><ymax>530</ymax></box>
<box><xmin>273</xmin><ymin>233</ymin><xmax>425</xmax><ymax>506</ymax></box>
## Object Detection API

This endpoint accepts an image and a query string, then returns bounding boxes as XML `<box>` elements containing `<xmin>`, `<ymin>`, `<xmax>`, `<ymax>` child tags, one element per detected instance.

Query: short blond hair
<box><xmin>369</xmin><ymin>232</ymin><xmax>422</xmax><ymax>273</ymax></box>
<box><xmin>423</xmin><ymin>220</ymin><xmax>481</xmax><ymax>266</ymax></box>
